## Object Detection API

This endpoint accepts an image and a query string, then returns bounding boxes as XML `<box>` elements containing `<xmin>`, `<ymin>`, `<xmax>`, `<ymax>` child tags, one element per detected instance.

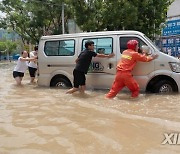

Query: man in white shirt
<box><xmin>28</xmin><ymin>46</ymin><xmax>38</xmax><ymax>83</ymax></box>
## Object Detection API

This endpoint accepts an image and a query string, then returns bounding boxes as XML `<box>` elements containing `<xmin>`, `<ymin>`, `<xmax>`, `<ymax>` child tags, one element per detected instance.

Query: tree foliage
<box><xmin>0</xmin><ymin>0</ymin><xmax>72</xmax><ymax>44</ymax></box>
<box><xmin>0</xmin><ymin>40</ymin><xmax>17</xmax><ymax>60</ymax></box>
<box><xmin>71</xmin><ymin>0</ymin><xmax>174</xmax><ymax>40</ymax></box>
<box><xmin>0</xmin><ymin>0</ymin><xmax>174</xmax><ymax>43</ymax></box>
<box><xmin>0</xmin><ymin>41</ymin><xmax>6</xmax><ymax>51</ymax></box>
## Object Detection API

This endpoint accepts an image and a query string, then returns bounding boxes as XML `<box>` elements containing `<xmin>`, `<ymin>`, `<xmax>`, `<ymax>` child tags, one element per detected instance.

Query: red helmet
<box><xmin>127</xmin><ymin>40</ymin><xmax>138</xmax><ymax>50</ymax></box>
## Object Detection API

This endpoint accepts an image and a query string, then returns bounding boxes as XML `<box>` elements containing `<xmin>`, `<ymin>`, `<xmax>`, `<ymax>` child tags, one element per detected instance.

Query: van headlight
<box><xmin>169</xmin><ymin>62</ymin><xmax>180</xmax><ymax>73</ymax></box>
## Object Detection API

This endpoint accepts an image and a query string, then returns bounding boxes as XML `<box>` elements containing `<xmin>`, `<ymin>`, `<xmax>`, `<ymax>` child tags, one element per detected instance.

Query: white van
<box><xmin>38</xmin><ymin>31</ymin><xmax>180</xmax><ymax>93</ymax></box>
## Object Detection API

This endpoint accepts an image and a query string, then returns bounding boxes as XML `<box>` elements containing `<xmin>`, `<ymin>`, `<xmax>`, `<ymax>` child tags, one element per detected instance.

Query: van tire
<box><xmin>51</xmin><ymin>78</ymin><xmax>71</xmax><ymax>88</ymax></box>
<box><xmin>153</xmin><ymin>80</ymin><xmax>174</xmax><ymax>93</ymax></box>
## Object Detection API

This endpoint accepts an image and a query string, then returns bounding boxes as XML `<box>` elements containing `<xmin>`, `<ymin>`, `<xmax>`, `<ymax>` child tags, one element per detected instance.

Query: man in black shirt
<box><xmin>66</xmin><ymin>40</ymin><xmax>114</xmax><ymax>94</ymax></box>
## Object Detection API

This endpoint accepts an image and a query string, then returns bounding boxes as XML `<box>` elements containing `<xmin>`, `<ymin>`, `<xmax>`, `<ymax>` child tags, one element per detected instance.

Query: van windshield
<box><xmin>143</xmin><ymin>35</ymin><xmax>160</xmax><ymax>52</ymax></box>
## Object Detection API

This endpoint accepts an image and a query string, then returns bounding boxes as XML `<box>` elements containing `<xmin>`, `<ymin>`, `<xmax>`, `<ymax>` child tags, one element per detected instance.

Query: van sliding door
<box><xmin>80</xmin><ymin>35</ymin><xmax>117</xmax><ymax>89</ymax></box>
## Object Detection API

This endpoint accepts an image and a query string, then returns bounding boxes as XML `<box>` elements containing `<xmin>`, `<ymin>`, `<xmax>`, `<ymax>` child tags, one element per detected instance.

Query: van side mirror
<box><xmin>141</xmin><ymin>45</ymin><xmax>152</xmax><ymax>55</ymax></box>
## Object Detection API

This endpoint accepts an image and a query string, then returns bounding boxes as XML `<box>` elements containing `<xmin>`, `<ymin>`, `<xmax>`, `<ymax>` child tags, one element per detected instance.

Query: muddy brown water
<box><xmin>0</xmin><ymin>61</ymin><xmax>180</xmax><ymax>154</ymax></box>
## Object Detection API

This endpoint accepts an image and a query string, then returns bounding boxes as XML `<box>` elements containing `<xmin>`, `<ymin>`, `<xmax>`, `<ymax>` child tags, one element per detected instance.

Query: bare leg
<box><xmin>66</xmin><ymin>87</ymin><xmax>79</xmax><ymax>94</ymax></box>
<box><xmin>30</xmin><ymin>77</ymin><xmax>35</xmax><ymax>83</ymax></box>
<box><xmin>14</xmin><ymin>77</ymin><xmax>22</xmax><ymax>86</ymax></box>
<box><xmin>80</xmin><ymin>85</ymin><xmax>86</xmax><ymax>94</ymax></box>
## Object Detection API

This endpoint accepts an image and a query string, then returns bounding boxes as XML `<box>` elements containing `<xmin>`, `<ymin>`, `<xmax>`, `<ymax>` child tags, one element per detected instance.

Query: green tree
<box><xmin>67</xmin><ymin>0</ymin><xmax>105</xmax><ymax>32</ymax></box>
<box><xmin>5</xmin><ymin>40</ymin><xmax>17</xmax><ymax>59</ymax></box>
<box><xmin>0</xmin><ymin>42</ymin><xmax>6</xmax><ymax>51</ymax></box>
<box><xmin>0</xmin><ymin>0</ymin><xmax>73</xmax><ymax>44</ymax></box>
<box><xmin>0</xmin><ymin>40</ymin><xmax>17</xmax><ymax>60</ymax></box>
<box><xmin>0</xmin><ymin>42</ymin><xmax>6</xmax><ymax>60</ymax></box>
<box><xmin>130</xmin><ymin>0</ymin><xmax>173</xmax><ymax>39</ymax></box>
<box><xmin>70</xmin><ymin>0</ymin><xmax>174</xmax><ymax>40</ymax></box>
<box><xmin>0</xmin><ymin>0</ymin><xmax>174</xmax><ymax>42</ymax></box>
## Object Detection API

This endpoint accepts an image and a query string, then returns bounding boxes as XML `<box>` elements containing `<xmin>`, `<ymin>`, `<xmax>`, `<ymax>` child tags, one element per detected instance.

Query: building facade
<box><xmin>161</xmin><ymin>0</ymin><xmax>180</xmax><ymax>57</ymax></box>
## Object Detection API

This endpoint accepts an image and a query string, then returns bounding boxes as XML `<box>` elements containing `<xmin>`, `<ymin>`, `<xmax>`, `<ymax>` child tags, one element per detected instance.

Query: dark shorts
<box><xmin>28</xmin><ymin>67</ymin><xmax>37</xmax><ymax>77</ymax></box>
<box><xmin>73</xmin><ymin>69</ymin><xmax>86</xmax><ymax>88</ymax></box>
<box><xmin>13</xmin><ymin>71</ymin><xmax>24</xmax><ymax>78</ymax></box>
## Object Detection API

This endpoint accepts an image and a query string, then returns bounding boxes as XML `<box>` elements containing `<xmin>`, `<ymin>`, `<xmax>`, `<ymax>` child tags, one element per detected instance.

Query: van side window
<box><xmin>44</xmin><ymin>40</ymin><xmax>75</xmax><ymax>56</ymax></box>
<box><xmin>82</xmin><ymin>37</ymin><xmax>113</xmax><ymax>54</ymax></box>
<box><xmin>120</xmin><ymin>37</ymin><xmax>147</xmax><ymax>53</ymax></box>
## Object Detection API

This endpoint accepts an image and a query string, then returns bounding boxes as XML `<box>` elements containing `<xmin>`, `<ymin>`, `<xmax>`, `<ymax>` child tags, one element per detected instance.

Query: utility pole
<box><xmin>62</xmin><ymin>2</ymin><xmax>65</xmax><ymax>34</ymax></box>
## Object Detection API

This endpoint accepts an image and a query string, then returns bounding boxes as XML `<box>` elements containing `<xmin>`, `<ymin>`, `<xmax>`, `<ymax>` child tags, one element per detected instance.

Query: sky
<box><xmin>0</xmin><ymin>12</ymin><xmax>6</xmax><ymax>18</ymax></box>
<box><xmin>0</xmin><ymin>0</ymin><xmax>6</xmax><ymax>18</ymax></box>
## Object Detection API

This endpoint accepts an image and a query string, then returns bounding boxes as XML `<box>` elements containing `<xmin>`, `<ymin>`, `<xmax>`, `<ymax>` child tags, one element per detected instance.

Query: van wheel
<box><xmin>153</xmin><ymin>80</ymin><xmax>174</xmax><ymax>93</ymax></box>
<box><xmin>51</xmin><ymin>78</ymin><xmax>71</xmax><ymax>88</ymax></box>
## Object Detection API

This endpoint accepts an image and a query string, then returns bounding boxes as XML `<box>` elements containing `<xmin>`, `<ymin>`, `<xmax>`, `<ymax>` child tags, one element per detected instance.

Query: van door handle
<box><xmin>108</xmin><ymin>63</ymin><xmax>113</xmax><ymax>69</ymax></box>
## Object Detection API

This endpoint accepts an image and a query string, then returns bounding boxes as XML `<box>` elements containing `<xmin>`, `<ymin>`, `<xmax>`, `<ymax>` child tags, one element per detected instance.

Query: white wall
<box><xmin>167</xmin><ymin>0</ymin><xmax>180</xmax><ymax>19</ymax></box>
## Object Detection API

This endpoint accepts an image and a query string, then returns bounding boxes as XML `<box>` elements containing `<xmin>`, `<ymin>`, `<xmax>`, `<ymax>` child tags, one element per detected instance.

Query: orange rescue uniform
<box><xmin>106</xmin><ymin>49</ymin><xmax>153</xmax><ymax>98</ymax></box>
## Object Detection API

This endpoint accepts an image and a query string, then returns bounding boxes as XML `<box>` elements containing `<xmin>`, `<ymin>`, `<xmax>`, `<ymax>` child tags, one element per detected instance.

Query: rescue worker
<box><xmin>105</xmin><ymin>40</ymin><xmax>158</xmax><ymax>99</ymax></box>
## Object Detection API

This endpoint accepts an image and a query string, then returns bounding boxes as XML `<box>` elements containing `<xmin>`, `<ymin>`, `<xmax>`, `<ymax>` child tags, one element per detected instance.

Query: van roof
<box><xmin>40</xmin><ymin>30</ymin><xmax>144</xmax><ymax>40</ymax></box>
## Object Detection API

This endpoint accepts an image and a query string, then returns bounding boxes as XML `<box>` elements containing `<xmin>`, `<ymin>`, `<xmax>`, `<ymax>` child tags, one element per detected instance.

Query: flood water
<box><xmin>1</xmin><ymin>61</ymin><xmax>180</xmax><ymax>154</ymax></box>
